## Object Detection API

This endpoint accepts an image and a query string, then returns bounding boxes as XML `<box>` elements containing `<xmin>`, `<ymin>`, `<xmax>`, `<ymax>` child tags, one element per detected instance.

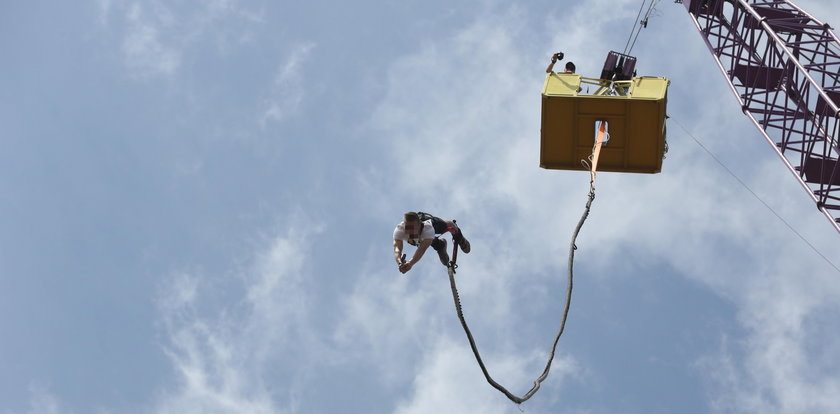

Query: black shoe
<box><xmin>432</xmin><ymin>238</ymin><xmax>450</xmax><ymax>266</ymax></box>
<box><xmin>454</xmin><ymin>231</ymin><xmax>470</xmax><ymax>253</ymax></box>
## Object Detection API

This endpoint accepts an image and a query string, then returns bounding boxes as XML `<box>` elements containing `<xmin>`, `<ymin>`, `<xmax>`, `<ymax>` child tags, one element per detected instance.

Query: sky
<box><xmin>2</xmin><ymin>0</ymin><xmax>840</xmax><ymax>413</ymax></box>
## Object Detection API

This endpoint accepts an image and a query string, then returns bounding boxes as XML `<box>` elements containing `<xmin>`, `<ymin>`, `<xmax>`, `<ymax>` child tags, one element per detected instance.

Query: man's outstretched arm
<box><xmin>546</xmin><ymin>52</ymin><xmax>563</xmax><ymax>73</ymax></box>
<box><xmin>399</xmin><ymin>239</ymin><xmax>432</xmax><ymax>273</ymax></box>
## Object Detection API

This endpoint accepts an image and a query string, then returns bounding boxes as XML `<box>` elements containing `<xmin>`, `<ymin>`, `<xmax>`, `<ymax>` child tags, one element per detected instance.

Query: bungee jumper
<box><xmin>392</xmin><ymin>211</ymin><xmax>470</xmax><ymax>274</ymax></box>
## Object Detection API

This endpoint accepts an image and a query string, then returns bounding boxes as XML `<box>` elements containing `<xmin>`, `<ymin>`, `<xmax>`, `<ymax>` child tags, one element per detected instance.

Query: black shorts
<box><xmin>429</xmin><ymin>216</ymin><xmax>448</xmax><ymax>234</ymax></box>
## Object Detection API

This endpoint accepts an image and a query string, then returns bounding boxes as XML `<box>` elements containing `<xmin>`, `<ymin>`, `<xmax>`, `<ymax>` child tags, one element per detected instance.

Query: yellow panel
<box><xmin>628</xmin><ymin>77</ymin><xmax>669</xmax><ymax>99</ymax></box>
<box><xmin>540</xmin><ymin>77</ymin><xmax>669</xmax><ymax>174</ymax></box>
<box><xmin>542</xmin><ymin>73</ymin><xmax>581</xmax><ymax>96</ymax></box>
<box><xmin>540</xmin><ymin>96</ymin><xmax>576</xmax><ymax>168</ymax></box>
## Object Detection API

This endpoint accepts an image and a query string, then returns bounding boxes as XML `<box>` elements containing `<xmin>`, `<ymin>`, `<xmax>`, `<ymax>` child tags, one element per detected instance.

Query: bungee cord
<box><xmin>444</xmin><ymin>122</ymin><xmax>607</xmax><ymax>404</ymax></box>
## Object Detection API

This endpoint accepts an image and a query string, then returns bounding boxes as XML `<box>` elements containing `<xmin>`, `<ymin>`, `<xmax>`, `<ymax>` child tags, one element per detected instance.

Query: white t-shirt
<box><xmin>393</xmin><ymin>219</ymin><xmax>435</xmax><ymax>246</ymax></box>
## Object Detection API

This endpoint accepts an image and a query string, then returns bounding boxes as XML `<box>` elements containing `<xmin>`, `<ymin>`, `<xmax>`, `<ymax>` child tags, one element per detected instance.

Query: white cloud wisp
<box><xmin>153</xmin><ymin>223</ymin><xmax>321</xmax><ymax>414</ymax></box>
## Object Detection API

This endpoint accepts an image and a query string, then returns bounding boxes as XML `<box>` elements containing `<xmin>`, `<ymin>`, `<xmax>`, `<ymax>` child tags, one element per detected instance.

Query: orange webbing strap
<box><xmin>590</xmin><ymin>120</ymin><xmax>607</xmax><ymax>177</ymax></box>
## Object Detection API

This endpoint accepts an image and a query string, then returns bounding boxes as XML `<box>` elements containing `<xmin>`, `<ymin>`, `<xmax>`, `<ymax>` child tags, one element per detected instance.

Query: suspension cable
<box><xmin>672</xmin><ymin>116</ymin><xmax>840</xmax><ymax>274</ymax></box>
<box><xmin>623</xmin><ymin>0</ymin><xmax>648</xmax><ymax>55</ymax></box>
<box><xmin>624</xmin><ymin>0</ymin><xmax>661</xmax><ymax>56</ymax></box>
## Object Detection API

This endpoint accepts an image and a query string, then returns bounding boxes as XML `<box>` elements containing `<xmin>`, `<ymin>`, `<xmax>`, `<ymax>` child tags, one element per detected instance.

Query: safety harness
<box><xmin>407</xmin><ymin>212</ymin><xmax>457</xmax><ymax>249</ymax></box>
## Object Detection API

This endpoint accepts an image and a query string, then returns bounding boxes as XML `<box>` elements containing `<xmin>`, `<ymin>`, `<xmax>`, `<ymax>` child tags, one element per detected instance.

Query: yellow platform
<box><xmin>540</xmin><ymin>73</ymin><xmax>669</xmax><ymax>173</ymax></box>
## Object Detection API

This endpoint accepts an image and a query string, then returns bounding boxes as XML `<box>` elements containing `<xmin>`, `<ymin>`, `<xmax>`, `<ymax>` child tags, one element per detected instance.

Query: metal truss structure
<box><xmin>682</xmin><ymin>0</ymin><xmax>840</xmax><ymax>233</ymax></box>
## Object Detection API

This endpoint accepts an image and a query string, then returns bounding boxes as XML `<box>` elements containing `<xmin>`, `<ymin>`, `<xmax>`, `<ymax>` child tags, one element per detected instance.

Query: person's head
<box><xmin>564</xmin><ymin>62</ymin><xmax>576</xmax><ymax>73</ymax></box>
<box><xmin>404</xmin><ymin>212</ymin><xmax>420</xmax><ymax>237</ymax></box>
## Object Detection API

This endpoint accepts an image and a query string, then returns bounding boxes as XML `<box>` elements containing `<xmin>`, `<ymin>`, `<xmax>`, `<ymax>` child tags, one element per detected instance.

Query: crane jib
<box><xmin>683</xmin><ymin>0</ymin><xmax>840</xmax><ymax>233</ymax></box>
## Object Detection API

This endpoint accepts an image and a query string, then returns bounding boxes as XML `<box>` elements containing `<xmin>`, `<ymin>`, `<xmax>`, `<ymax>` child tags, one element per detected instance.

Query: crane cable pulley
<box><xmin>445</xmin><ymin>121</ymin><xmax>608</xmax><ymax>404</ymax></box>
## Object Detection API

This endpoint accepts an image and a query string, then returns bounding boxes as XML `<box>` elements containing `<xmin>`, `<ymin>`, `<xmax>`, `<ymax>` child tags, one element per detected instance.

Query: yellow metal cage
<box><xmin>540</xmin><ymin>73</ymin><xmax>670</xmax><ymax>173</ymax></box>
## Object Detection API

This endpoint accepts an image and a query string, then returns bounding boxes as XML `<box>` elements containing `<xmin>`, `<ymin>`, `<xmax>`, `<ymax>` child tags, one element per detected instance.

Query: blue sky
<box><xmin>2</xmin><ymin>0</ymin><xmax>840</xmax><ymax>413</ymax></box>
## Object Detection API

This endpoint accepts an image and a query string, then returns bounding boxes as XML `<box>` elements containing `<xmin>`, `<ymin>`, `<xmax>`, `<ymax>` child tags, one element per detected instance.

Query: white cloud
<box><xmin>700</xmin><ymin>302</ymin><xmax>840</xmax><ymax>414</ymax></box>
<box><xmin>96</xmin><ymin>0</ymin><xmax>112</xmax><ymax>26</ymax></box>
<box><xmin>260</xmin><ymin>43</ymin><xmax>316</xmax><ymax>126</ymax></box>
<box><xmin>21</xmin><ymin>385</ymin><xmax>71</xmax><ymax>414</ymax></box>
<box><xmin>116</xmin><ymin>0</ymin><xmax>265</xmax><ymax>79</ymax></box>
<box><xmin>121</xmin><ymin>3</ymin><xmax>182</xmax><ymax>78</ymax></box>
<box><xmin>393</xmin><ymin>337</ymin><xmax>578</xmax><ymax>414</ymax></box>
<box><xmin>333</xmin><ymin>264</ymin><xmax>443</xmax><ymax>384</ymax></box>
<box><xmin>152</xmin><ymin>219</ymin><xmax>323</xmax><ymax>414</ymax></box>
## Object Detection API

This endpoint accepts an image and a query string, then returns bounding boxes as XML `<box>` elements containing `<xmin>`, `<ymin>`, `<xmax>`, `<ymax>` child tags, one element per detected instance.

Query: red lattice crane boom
<box><xmin>682</xmin><ymin>0</ymin><xmax>840</xmax><ymax>233</ymax></box>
